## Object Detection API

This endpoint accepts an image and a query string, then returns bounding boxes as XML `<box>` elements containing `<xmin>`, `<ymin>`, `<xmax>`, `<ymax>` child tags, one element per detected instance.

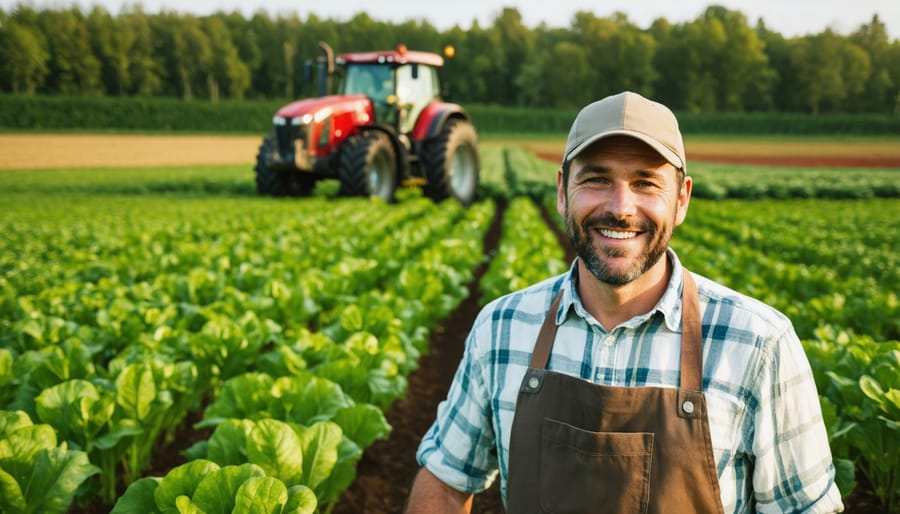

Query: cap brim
<box><xmin>566</xmin><ymin>129</ymin><xmax>684</xmax><ymax>170</ymax></box>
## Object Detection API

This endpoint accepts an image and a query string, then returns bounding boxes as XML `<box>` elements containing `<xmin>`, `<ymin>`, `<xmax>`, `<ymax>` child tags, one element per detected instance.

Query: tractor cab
<box><xmin>337</xmin><ymin>47</ymin><xmax>442</xmax><ymax>134</ymax></box>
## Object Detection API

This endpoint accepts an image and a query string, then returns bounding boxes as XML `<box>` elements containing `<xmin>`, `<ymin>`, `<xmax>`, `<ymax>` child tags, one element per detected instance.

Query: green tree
<box><xmin>491</xmin><ymin>7</ymin><xmax>535</xmax><ymax>105</ymax></box>
<box><xmin>87</xmin><ymin>6</ymin><xmax>134</xmax><ymax>95</ymax></box>
<box><xmin>174</xmin><ymin>15</ymin><xmax>212</xmax><ymax>99</ymax></box>
<box><xmin>756</xmin><ymin>21</ymin><xmax>801</xmax><ymax>111</ymax></box>
<box><xmin>572</xmin><ymin>12</ymin><xmax>657</xmax><ymax>100</ymax></box>
<box><xmin>39</xmin><ymin>7</ymin><xmax>102</xmax><ymax>94</ymax></box>
<box><xmin>792</xmin><ymin>30</ymin><xmax>871</xmax><ymax>113</ymax></box>
<box><xmin>700</xmin><ymin>6</ymin><xmax>773</xmax><ymax>111</ymax></box>
<box><xmin>202</xmin><ymin>15</ymin><xmax>250</xmax><ymax>100</ymax></box>
<box><xmin>121</xmin><ymin>6</ymin><xmax>164</xmax><ymax>96</ymax></box>
<box><xmin>540</xmin><ymin>41</ymin><xmax>591</xmax><ymax>108</ymax></box>
<box><xmin>0</xmin><ymin>18</ymin><xmax>49</xmax><ymax>93</ymax></box>
<box><xmin>850</xmin><ymin>15</ymin><xmax>895</xmax><ymax>111</ymax></box>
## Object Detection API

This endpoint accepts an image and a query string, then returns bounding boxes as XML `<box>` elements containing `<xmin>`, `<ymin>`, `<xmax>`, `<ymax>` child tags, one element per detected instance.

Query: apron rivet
<box><xmin>682</xmin><ymin>400</ymin><xmax>695</xmax><ymax>414</ymax></box>
<box><xmin>528</xmin><ymin>377</ymin><xmax>540</xmax><ymax>389</ymax></box>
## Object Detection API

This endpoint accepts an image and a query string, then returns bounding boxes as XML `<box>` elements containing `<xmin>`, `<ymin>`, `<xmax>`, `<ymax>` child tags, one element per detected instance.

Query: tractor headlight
<box><xmin>273</xmin><ymin>116</ymin><xmax>287</xmax><ymax>126</ymax></box>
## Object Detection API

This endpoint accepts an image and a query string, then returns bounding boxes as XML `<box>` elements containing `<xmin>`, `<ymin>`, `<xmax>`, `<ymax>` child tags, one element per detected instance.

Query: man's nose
<box><xmin>606</xmin><ymin>182</ymin><xmax>638</xmax><ymax>217</ymax></box>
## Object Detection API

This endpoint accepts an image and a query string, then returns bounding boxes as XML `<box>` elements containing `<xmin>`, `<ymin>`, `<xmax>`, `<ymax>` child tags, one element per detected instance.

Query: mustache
<box><xmin>582</xmin><ymin>214</ymin><xmax>652</xmax><ymax>232</ymax></box>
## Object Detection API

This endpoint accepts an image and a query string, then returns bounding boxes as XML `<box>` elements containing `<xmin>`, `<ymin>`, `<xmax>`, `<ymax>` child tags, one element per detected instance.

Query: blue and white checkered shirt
<box><xmin>417</xmin><ymin>249</ymin><xmax>843</xmax><ymax>513</ymax></box>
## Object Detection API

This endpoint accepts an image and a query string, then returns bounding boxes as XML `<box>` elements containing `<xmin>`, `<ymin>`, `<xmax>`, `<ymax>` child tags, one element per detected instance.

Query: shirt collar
<box><xmin>556</xmin><ymin>248</ymin><xmax>685</xmax><ymax>332</ymax></box>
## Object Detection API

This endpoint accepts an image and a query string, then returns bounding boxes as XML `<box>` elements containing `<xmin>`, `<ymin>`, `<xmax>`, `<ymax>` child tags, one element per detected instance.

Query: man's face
<box><xmin>557</xmin><ymin>136</ymin><xmax>691</xmax><ymax>286</ymax></box>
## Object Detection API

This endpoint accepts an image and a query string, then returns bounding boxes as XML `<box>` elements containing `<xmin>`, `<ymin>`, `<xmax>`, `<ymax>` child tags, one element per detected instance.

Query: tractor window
<box><xmin>396</xmin><ymin>64</ymin><xmax>439</xmax><ymax>133</ymax></box>
<box><xmin>343</xmin><ymin>65</ymin><xmax>394</xmax><ymax>102</ymax></box>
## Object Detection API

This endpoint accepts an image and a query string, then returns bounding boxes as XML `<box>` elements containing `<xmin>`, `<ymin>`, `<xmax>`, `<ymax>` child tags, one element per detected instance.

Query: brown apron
<box><xmin>505</xmin><ymin>271</ymin><xmax>724</xmax><ymax>514</ymax></box>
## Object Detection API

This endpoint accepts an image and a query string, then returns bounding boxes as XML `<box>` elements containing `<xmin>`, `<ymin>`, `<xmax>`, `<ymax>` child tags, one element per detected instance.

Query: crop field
<box><xmin>1</xmin><ymin>136</ymin><xmax>898</xmax><ymax>513</ymax></box>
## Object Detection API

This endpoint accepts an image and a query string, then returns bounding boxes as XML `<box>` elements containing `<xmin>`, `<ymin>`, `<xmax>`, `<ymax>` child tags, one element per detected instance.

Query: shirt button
<box><xmin>603</xmin><ymin>336</ymin><xmax>615</xmax><ymax>346</ymax></box>
<box><xmin>527</xmin><ymin>377</ymin><xmax>540</xmax><ymax>389</ymax></box>
<box><xmin>682</xmin><ymin>400</ymin><xmax>695</xmax><ymax>414</ymax></box>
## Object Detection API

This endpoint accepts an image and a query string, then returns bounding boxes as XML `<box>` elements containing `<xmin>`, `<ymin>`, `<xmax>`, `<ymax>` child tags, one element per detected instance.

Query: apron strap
<box><xmin>529</xmin><ymin>269</ymin><xmax>704</xmax><ymax>391</ymax></box>
<box><xmin>679</xmin><ymin>271</ymin><xmax>703</xmax><ymax>391</ymax></box>
<box><xmin>530</xmin><ymin>288</ymin><xmax>562</xmax><ymax>369</ymax></box>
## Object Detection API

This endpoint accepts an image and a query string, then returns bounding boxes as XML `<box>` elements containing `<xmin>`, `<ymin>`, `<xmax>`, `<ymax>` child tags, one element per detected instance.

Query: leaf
<box><xmin>198</xmin><ymin>373</ymin><xmax>274</xmax><ymax>429</ymax></box>
<box><xmin>271</xmin><ymin>374</ymin><xmax>352</xmax><ymax>426</ymax></box>
<box><xmin>110</xmin><ymin>477</ymin><xmax>163</xmax><ymax>514</ymax></box>
<box><xmin>0</xmin><ymin>467</ymin><xmax>27</xmax><ymax>514</ymax></box>
<box><xmin>0</xmin><ymin>410</ymin><xmax>32</xmax><ymax>438</ymax></box>
<box><xmin>116</xmin><ymin>363</ymin><xmax>158</xmax><ymax>422</ymax></box>
<box><xmin>92</xmin><ymin>422</ymin><xmax>144</xmax><ymax>450</ymax></box>
<box><xmin>331</xmin><ymin>404</ymin><xmax>391</xmax><ymax>449</ymax></box>
<box><xmin>191</xmin><ymin>463</ymin><xmax>266</xmax><ymax>514</ymax></box>
<box><xmin>298</xmin><ymin>421</ymin><xmax>342</xmax><ymax>492</ymax></box>
<box><xmin>24</xmin><ymin>447</ymin><xmax>101</xmax><ymax>514</ymax></box>
<box><xmin>339</xmin><ymin>305</ymin><xmax>364</xmax><ymax>333</ymax></box>
<box><xmin>246</xmin><ymin>419</ymin><xmax>304</xmax><ymax>485</ymax></box>
<box><xmin>833</xmin><ymin>458</ymin><xmax>857</xmax><ymax>499</ymax></box>
<box><xmin>233</xmin><ymin>476</ymin><xmax>288</xmax><ymax>514</ymax></box>
<box><xmin>207</xmin><ymin>419</ymin><xmax>254</xmax><ymax>467</ymax></box>
<box><xmin>154</xmin><ymin>460</ymin><xmax>220</xmax><ymax>514</ymax></box>
<box><xmin>34</xmin><ymin>379</ymin><xmax>99</xmax><ymax>446</ymax></box>
<box><xmin>284</xmin><ymin>485</ymin><xmax>317</xmax><ymax>514</ymax></box>
<box><xmin>175</xmin><ymin>495</ymin><xmax>206</xmax><ymax>514</ymax></box>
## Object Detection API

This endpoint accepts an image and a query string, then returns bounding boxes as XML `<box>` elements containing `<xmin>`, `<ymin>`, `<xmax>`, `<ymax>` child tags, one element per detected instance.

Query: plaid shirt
<box><xmin>417</xmin><ymin>250</ymin><xmax>843</xmax><ymax>513</ymax></box>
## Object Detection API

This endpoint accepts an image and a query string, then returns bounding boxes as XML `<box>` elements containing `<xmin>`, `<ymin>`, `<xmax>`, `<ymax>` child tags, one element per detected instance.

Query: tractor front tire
<box><xmin>254</xmin><ymin>135</ymin><xmax>315</xmax><ymax>196</ymax></box>
<box><xmin>338</xmin><ymin>131</ymin><xmax>397</xmax><ymax>202</ymax></box>
<box><xmin>422</xmin><ymin>119</ymin><xmax>479</xmax><ymax>205</ymax></box>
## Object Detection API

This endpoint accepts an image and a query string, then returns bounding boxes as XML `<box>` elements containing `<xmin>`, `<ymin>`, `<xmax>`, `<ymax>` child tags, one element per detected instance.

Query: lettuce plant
<box><xmin>110</xmin><ymin>460</ymin><xmax>316</xmax><ymax>514</ymax></box>
<box><xmin>0</xmin><ymin>410</ymin><xmax>100</xmax><ymax>514</ymax></box>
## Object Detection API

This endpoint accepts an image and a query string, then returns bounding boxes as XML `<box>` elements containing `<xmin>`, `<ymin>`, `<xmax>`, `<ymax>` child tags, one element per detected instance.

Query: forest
<box><xmin>0</xmin><ymin>3</ymin><xmax>898</xmax><ymax>115</ymax></box>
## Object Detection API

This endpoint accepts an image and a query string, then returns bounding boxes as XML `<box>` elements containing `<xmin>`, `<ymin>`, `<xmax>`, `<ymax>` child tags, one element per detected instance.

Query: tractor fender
<box><xmin>411</xmin><ymin>102</ymin><xmax>469</xmax><ymax>142</ymax></box>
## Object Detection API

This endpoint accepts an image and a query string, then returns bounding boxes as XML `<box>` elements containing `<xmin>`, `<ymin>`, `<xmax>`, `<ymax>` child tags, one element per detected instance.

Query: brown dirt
<box><xmin>0</xmin><ymin>134</ymin><xmax>261</xmax><ymax>170</ymax></box>
<box><xmin>5</xmin><ymin>134</ymin><xmax>900</xmax><ymax>171</ymax></box>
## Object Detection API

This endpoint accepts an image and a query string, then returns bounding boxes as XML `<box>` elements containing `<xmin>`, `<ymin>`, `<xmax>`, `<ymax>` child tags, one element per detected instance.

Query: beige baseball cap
<box><xmin>563</xmin><ymin>91</ymin><xmax>686</xmax><ymax>170</ymax></box>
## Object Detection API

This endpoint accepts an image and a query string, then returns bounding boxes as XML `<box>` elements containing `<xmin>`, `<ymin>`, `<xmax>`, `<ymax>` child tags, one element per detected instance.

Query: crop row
<box><xmin>491</xmin><ymin>143</ymin><xmax>900</xmax><ymax>200</ymax></box>
<box><xmin>0</xmin><ymin>186</ymin><xmax>494</xmax><ymax>512</ymax></box>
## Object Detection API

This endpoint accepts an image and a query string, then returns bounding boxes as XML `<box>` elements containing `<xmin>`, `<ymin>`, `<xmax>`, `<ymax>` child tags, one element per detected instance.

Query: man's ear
<box><xmin>675</xmin><ymin>174</ymin><xmax>692</xmax><ymax>226</ymax></box>
<box><xmin>556</xmin><ymin>167</ymin><xmax>566</xmax><ymax>218</ymax></box>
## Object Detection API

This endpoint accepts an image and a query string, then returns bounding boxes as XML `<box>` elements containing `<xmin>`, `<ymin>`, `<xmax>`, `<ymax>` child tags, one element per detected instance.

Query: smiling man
<box><xmin>406</xmin><ymin>91</ymin><xmax>844</xmax><ymax>513</ymax></box>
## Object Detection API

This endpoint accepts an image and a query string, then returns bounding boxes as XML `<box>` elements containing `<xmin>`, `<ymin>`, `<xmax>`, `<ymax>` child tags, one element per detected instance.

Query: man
<box><xmin>406</xmin><ymin>91</ymin><xmax>844</xmax><ymax>513</ymax></box>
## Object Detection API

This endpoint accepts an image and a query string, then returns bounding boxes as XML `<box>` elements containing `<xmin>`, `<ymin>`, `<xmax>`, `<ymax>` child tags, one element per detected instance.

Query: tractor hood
<box><xmin>274</xmin><ymin>94</ymin><xmax>374</xmax><ymax>127</ymax></box>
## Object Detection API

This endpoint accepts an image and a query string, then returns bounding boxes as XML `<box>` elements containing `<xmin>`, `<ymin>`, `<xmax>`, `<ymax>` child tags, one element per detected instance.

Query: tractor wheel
<box><xmin>337</xmin><ymin>131</ymin><xmax>397</xmax><ymax>202</ymax></box>
<box><xmin>254</xmin><ymin>135</ymin><xmax>315</xmax><ymax>196</ymax></box>
<box><xmin>421</xmin><ymin>119</ymin><xmax>479</xmax><ymax>205</ymax></box>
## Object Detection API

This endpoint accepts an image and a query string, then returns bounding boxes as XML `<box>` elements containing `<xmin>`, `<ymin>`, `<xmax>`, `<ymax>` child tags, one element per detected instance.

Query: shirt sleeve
<box><xmin>416</xmin><ymin>319</ymin><xmax>499</xmax><ymax>494</ymax></box>
<box><xmin>751</xmin><ymin>326</ymin><xmax>844</xmax><ymax>513</ymax></box>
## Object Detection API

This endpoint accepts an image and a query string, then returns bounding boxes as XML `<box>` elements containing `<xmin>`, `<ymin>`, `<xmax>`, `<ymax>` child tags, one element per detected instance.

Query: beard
<box><xmin>565</xmin><ymin>210</ymin><xmax>672</xmax><ymax>286</ymax></box>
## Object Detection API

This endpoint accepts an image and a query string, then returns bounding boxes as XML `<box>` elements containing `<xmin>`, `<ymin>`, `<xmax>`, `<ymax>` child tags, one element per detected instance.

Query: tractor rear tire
<box><xmin>422</xmin><ymin>119</ymin><xmax>479</xmax><ymax>206</ymax></box>
<box><xmin>254</xmin><ymin>135</ymin><xmax>315</xmax><ymax>196</ymax></box>
<box><xmin>338</xmin><ymin>131</ymin><xmax>397</xmax><ymax>202</ymax></box>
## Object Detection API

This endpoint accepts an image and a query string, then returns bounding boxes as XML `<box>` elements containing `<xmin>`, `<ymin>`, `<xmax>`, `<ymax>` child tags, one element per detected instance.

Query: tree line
<box><xmin>1</xmin><ymin>3</ymin><xmax>898</xmax><ymax>114</ymax></box>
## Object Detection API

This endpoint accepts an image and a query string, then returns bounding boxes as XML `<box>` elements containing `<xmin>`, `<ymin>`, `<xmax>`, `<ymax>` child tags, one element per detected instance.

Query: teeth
<box><xmin>599</xmin><ymin>229</ymin><xmax>637</xmax><ymax>240</ymax></box>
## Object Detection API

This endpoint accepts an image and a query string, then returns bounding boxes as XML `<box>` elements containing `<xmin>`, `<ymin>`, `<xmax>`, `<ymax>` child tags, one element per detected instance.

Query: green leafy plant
<box><xmin>111</xmin><ymin>460</ymin><xmax>317</xmax><ymax>514</ymax></box>
<box><xmin>0</xmin><ymin>410</ymin><xmax>100</xmax><ymax>514</ymax></box>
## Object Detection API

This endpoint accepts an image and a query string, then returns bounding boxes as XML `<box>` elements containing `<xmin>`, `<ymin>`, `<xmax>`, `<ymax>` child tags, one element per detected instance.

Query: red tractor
<box><xmin>254</xmin><ymin>43</ymin><xmax>479</xmax><ymax>205</ymax></box>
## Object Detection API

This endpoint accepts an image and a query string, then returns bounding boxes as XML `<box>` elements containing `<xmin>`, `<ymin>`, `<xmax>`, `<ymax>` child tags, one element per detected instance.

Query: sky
<box><xmin>3</xmin><ymin>0</ymin><xmax>899</xmax><ymax>39</ymax></box>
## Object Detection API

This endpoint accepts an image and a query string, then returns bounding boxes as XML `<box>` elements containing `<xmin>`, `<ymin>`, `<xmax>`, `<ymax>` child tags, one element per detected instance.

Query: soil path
<box><xmin>4</xmin><ymin>134</ymin><xmax>900</xmax><ymax>170</ymax></box>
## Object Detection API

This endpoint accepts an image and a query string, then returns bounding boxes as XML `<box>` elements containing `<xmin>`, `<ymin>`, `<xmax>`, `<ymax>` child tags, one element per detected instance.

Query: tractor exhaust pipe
<box><xmin>317</xmin><ymin>41</ymin><xmax>334</xmax><ymax>97</ymax></box>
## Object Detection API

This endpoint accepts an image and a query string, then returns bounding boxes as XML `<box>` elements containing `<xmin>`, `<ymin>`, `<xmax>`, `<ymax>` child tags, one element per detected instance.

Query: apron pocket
<box><xmin>539</xmin><ymin>418</ymin><xmax>653</xmax><ymax>514</ymax></box>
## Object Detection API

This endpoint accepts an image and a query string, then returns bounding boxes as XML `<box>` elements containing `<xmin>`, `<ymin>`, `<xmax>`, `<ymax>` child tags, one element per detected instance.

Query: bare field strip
<box><xmin>0</xmin><ymin>134</ymin><xmax>261</xmax><ymax>170</ymax></box>
<box><xmin>2</xmin><ymin>134</ymin><xmax>900</xmax><ymax>170</ymax></box>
